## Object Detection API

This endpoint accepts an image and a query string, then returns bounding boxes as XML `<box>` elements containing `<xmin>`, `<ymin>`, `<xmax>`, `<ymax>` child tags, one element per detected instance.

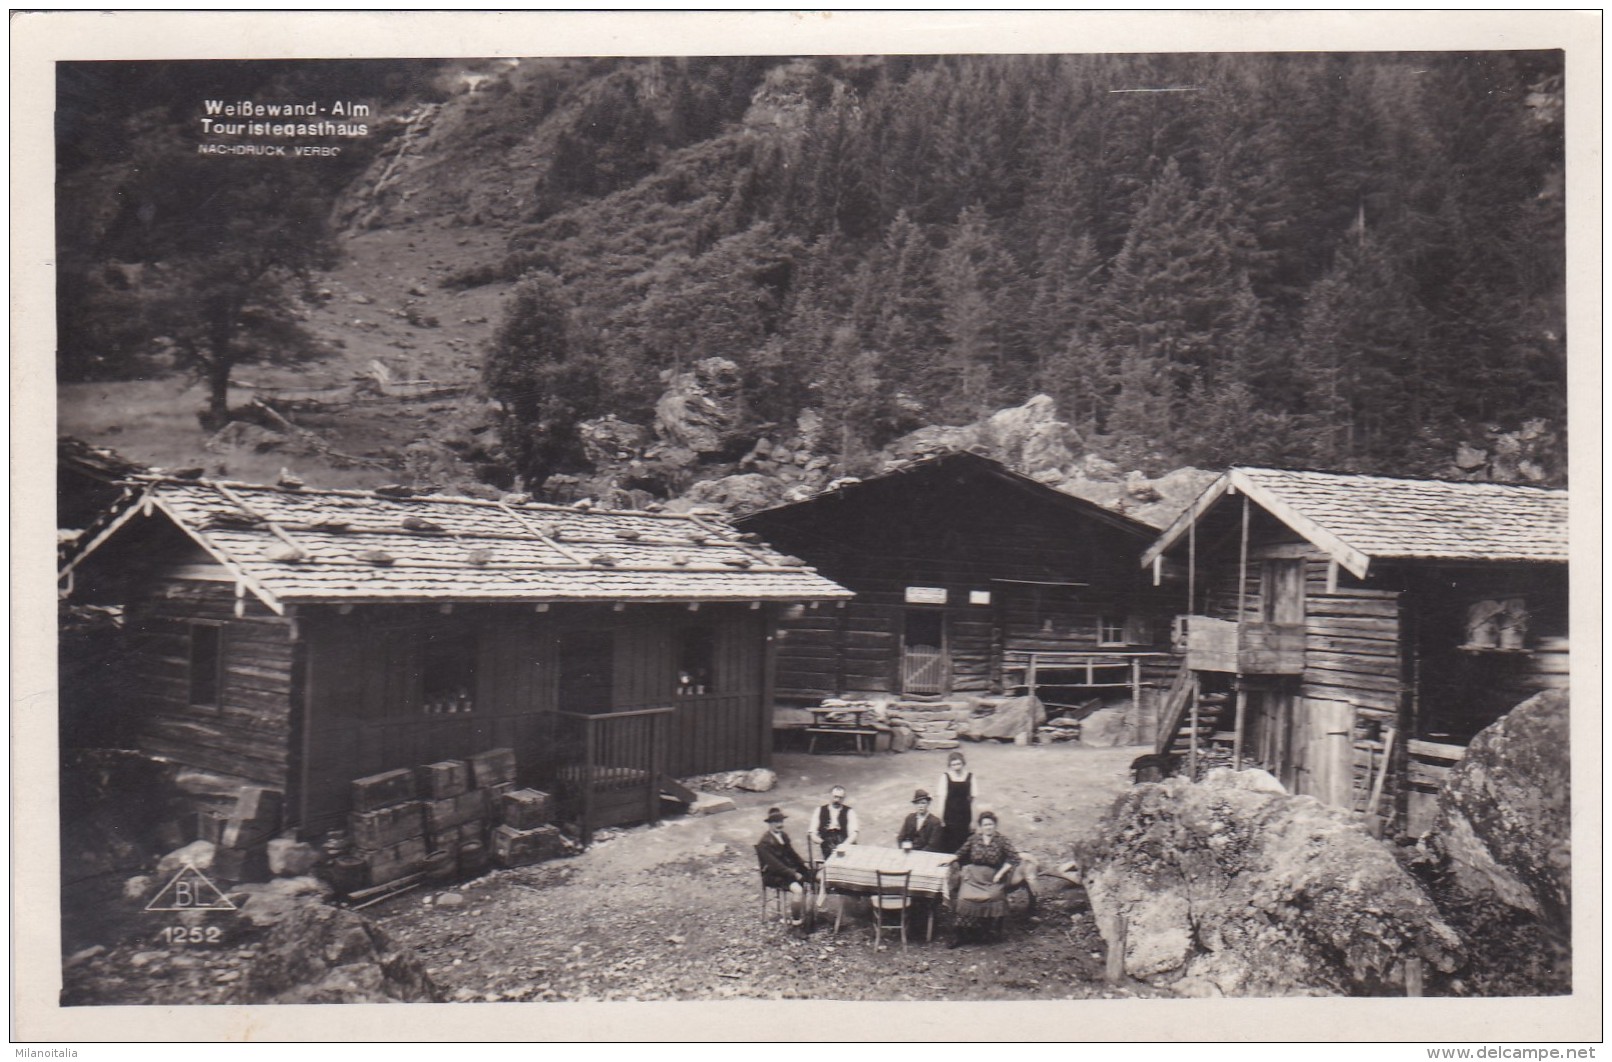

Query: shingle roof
<box><xmin>1142</xmin><ymin>467</ymin><xmax>1569</xmax><ymax>578</ymax></box>
<box><xmin>64</xmin><ymin>478</ymin><xmax>852</xmax><ymax>613</ymax></box>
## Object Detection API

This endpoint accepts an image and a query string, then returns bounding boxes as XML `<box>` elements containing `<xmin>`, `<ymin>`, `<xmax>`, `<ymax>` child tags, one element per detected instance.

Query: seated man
<box><xmin>809</xmin><ymin>785</ymin><xmax>859</xmax><ymax>859</ymax></box>
<box><xmin>896</xmin><ymin>789</ymin><xmax>945</xmax><ymax>852</ymax></box>
<box><xmin>756</xmin><ymin>807</ymin><xmax>813</xmax><ymax>936</ymax></box>
<box><xmin>809</xmin><ymin>785</ymin><xmax>859</xmax><ymax>911</ymax></box>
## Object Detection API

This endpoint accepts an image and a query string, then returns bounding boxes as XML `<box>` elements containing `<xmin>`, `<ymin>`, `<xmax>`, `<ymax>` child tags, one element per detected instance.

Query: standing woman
<box><xmin>937</xmin><ymin>751</ymin><xmax>978</xmax><ymax>853</ymax></box>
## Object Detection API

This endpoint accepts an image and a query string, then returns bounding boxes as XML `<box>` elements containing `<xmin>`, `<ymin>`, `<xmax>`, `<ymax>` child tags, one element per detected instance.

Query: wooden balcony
<box><xmin>1184</xmin><ymin>616</ymin><xmax>1305</xmax><ymax>675</ymax></box>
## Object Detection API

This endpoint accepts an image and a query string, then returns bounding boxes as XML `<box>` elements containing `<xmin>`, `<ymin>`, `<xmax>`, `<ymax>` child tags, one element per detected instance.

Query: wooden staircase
<box><xmin>1153</xmin><ymin>660</ymin><xmax>1235</xmax><ymax>767</ymax></box>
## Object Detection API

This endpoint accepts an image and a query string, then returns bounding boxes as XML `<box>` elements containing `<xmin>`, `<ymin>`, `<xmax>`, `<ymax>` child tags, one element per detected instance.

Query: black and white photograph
<box><xmin>15</xmin><ymin>9</ymin><xmax>1600</xmax><ymax>1044</ymax></box>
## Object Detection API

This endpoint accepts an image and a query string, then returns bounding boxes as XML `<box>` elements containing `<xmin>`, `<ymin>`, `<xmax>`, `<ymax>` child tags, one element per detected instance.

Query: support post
<box><xmin>1188</xmin><ymin>676</ymin><xmax>1201</xmax><ymax>779</ymax></box>
<box><xmin>1233</xmin><ymin>687</ymin><xmax>1247</xmax><ymax>770</ymax></box>
<box><xmin>1104</xmin><ymin>913</ymin><xmax>1128</xmax><ymax>983</ymax></box>
<box><xmin>1027</xmin><ymin>654</ymin><xmax>1038</xmax><ymax>701</ymax></box>
<box><xmin>1187</xmin><ymin>518</ymin><xmax>1197</xmax><ymax>616</ymax></box>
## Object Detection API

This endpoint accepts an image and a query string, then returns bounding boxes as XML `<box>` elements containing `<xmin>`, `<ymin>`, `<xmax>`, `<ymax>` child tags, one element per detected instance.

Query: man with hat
<box><xmin>756</xmin><ymin>807</ymin><xmax>813</xmax><ymax>935</ymax></box>
<box><xmin>896</xmin><ymin>789</ymin><xmax>945</xmax><ymax>852</ymax></box>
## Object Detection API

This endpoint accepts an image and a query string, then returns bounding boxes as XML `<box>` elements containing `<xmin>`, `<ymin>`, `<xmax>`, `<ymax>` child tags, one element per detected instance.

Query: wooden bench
<box><xmin>806</xmin><ymin>726</ymin><xmax>882</xmax><ymax>755</ymax></box>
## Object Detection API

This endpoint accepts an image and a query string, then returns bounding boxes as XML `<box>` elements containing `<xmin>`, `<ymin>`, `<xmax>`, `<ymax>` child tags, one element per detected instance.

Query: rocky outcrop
<box><xmin>1084</xmin><ymin>769</ymin><xmax>1462</xmax><ymax>996</ymax></box>
<box><xmin>1414</xmin><ymin>689</ymin><xmax>1571</xmax><ymax>995</ymax></box>
<box><xmin>1421</xmin><ymin>690</ymin><xmax>1570</xmax><ymax>922</ymax></box>
<box><xmin>655</xmin><ymin>357</ymin><xmax>748</xmax><ymax>458</ymax></box>
<box><xmin>237</xmin><ymin>903</ymin><xmax>440</xmax><ymax>1004</ymax></box>
<box><xmin>885</xmin><ymin>394</ymin><xmax>1076</xmax><ymax>478</ymax></box>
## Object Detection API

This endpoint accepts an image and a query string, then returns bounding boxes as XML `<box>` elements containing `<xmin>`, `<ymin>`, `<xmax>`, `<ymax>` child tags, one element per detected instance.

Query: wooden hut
<box><xmin>733</xmin><ymin>452</ymin><xmax>1171</xmax><ymax>707</ymax></box>
<box><xmin>1139</xmin><ymin>467</ymin><xmax>1569</xmax><ymax>834</ymax></box>
<box><xmin>59</xmin><ymin>478</ymin><xmax>850</xmax><ymax>840</ymax></box>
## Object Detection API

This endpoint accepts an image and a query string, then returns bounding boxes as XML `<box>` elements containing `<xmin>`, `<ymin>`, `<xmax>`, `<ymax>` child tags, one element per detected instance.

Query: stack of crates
<box><xmin>348</xmin><ymin>747</ymin><xmax>523</xmax><ymax>888</ymax></box>
<box><xmin>491</xmin><ymin>785</ymin><xmax>569</xmax><ymax>868</ymax></box>
<box><xmin>348</xmin><ymin>769</ymin><xmax>429</xmax><ymax>889</ymax></box>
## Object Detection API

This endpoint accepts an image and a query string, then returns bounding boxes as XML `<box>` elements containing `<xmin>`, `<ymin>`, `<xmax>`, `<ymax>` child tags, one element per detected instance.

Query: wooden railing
<box><xmin>551</xmin><ymin>707</ymin><xmax>673</xmax><ymax>845</ymax></box>
<box><xmin>1184</xmin><ymin>616</ymin><xmax>1304</xmax><ymax>674</ymax></box>
<box><xmin>1154</xmin><ymin>662</ymin><xmax>1196</xmax><ymax>756</ymax></box>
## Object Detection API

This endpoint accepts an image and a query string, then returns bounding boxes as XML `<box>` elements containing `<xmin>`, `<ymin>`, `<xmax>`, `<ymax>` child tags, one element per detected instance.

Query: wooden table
<box><xmin>805</xmin><ymin>706</ymin><xmax>882</xmax><ymax>754</ymax></box>
<box><xmin>821</xmin><ymin>845</ymin><xmax>953</xmax><ymax>940</ymax></box>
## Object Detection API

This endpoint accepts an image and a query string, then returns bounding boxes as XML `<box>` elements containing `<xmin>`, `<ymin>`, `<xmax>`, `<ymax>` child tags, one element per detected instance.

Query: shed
<box><xmin>59</xmin><ymin>478</ymin><xmax>850</xmax><ymax>841</ymax></box>
<box><xmin>734</xmin><ymin>452</ymin><xmax>1172</xmax><ymax>709</ymax></box>
<box><xmin>1140</xmin><ymin>467</ymin><xmax>1569</xmax><ymax>834</ymax></box>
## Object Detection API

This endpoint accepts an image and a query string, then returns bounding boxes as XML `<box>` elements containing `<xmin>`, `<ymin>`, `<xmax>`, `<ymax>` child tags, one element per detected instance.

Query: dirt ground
<box><xmin>62</xmin><ymin>742</ymin><xmax>1153</xmax><ymax>1005</ymax></box>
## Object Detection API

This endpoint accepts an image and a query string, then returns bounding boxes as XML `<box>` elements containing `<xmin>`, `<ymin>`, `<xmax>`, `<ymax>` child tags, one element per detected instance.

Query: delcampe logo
<box><xmin>143</xmin><ymin>863</ymin><xmax>237</xmax><ymax>912</ymax></box>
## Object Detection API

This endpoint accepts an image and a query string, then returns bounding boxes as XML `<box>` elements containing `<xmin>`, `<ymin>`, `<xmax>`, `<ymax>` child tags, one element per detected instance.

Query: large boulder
<box><xmin>1420</xmin><ymin>689</ymin><xmax>1570</xmax><ymax>923</ymax></box>
<box><xmin>236</xmin><ymin>903</ymin><xmax>439</xmax><ymax>1004</ymax></box>
<box><xmin>654</xmin><ymin>357</ymin><xmax>748</xmax><ymax>457</ymax></box>
<box><xmin>1415</xmin><ymin>690</ymin><xmax>1571</xmax><ymax>995</ymax></box>
<box><xmin>1084</xmin><ymin>769</ymin><xmax>1462</xmax><ymax>996</ymax></box>
<box><xmin>680</xmin><ymin>473</ymin><xmax>785</xmax><ymax>514</ymax></box>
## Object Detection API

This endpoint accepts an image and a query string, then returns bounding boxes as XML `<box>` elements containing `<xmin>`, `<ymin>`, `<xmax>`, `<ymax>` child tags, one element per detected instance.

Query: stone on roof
<box><xmin>65</xmin><ymin>478</ymin><xmax>852</xmax><ymax>612</ymax></box>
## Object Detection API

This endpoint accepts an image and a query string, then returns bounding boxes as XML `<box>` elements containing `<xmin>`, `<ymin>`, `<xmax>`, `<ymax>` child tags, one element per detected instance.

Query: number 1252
<box><xmin>162</xmin><ymin>925</ymin><xmax>222</xmax><ymax>945</ymax></box>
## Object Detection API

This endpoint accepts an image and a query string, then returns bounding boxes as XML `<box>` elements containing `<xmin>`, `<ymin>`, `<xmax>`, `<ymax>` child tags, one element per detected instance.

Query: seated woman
<box><xmin>947</xmin><ymin>811</ymin><xmax>1037</xmax><ymax>947</ymax></box>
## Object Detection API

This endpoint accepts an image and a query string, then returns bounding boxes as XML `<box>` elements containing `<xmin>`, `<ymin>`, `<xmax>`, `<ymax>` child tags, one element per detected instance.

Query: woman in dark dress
<box><xmin>937</xmin><ymin>751</ymin><xmax>978</xmax><ymax>853</ymax></box>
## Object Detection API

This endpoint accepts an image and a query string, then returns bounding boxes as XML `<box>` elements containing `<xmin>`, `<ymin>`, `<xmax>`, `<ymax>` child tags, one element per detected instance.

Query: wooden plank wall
<box><xmin>1191</xmin><ymin>520</ymin><xmax>1405</xmax><ymax>815</ymax></box>
<box><xmin>299</xmin><ymin>602</ymin><xmax>770</xmax><ymax>833</ymax></box>
<box><xmin>124</xmin><ymin>575</ymin><xmax>296</xmax><ymax>794</ymax></box>
<box><xmin>745</xmin><ymin>466</ymin><xmax>1161</xmax><ymax>700</ymax></box>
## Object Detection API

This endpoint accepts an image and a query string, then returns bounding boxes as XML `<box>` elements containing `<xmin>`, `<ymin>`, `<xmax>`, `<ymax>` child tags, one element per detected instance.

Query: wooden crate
<box><xmin>499</xmin><ymin>788</ymin><xmax>553</xmax><ymax>830</ymax></box>
<box><xmin>416</xmin><ymin>760</ymin><xmax>472</xmax><ymax>800</ymax></box>
<box><xmin>350</xmin><ymin>802</ymin><xmax>427</xmax><ymax>850</ymax></box>
<box><xmin>351</xmin><ymin>769</ymin><xmax>416</xmax><ymax>813</ymax></box>
<box><xmin>362</xmin><ymin>835</ymin><xmax>428</xmax><ymax>887</ymax></box>
<box><xmin>431</xmin><ymin>820</ymin><xmax>486</xmax><ymax>849</ymax></box>
<box><xmin>491</xmin><ymin>824</ymin><xmax>568</xmax><ymax>868</ymax></box>
<box><xmin>467</xmin><ymin>748</ymin><xmax>518</xmax><ymax>789</ymax></box>
<box><xmin>427</xmin><ymin>789</ymin><xmax>489</xmax><ymax>835</ymax></box>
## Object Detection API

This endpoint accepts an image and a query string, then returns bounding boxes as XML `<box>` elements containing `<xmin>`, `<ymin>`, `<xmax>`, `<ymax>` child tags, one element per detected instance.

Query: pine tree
<box><xmin>483</xmin><ymin>272</ymin><xmax>603</xmax><ymax>489</ymax></box>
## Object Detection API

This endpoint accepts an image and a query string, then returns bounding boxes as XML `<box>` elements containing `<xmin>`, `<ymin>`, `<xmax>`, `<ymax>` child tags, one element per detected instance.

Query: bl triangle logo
<box><xmin>144</xmin><ymin>863</ymin><xmax>238</xmax><ymax>912</ymax></box>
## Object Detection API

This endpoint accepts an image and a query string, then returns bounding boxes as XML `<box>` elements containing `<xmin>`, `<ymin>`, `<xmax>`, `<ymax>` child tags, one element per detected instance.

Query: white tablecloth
<box><xmin>821</xmin><ymin>845</ymin><xmax>952</xmax><ymax>898</ymax></box>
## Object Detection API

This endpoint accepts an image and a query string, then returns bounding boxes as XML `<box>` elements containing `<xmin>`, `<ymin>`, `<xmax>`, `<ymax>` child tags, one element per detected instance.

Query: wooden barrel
<box><xmin>458</xmin><ymin>839</ymin><xmax>489</xmax><ymax>877</ymax></box>
<box><xmin>423</xmin><ymin>849</ymin><xmax>456</xmax><ymax>884</ymax></box>
<box><xmin>328</xmin><ymin>854</ymin><xmax>368</xmax><ymax>897</ymax></box>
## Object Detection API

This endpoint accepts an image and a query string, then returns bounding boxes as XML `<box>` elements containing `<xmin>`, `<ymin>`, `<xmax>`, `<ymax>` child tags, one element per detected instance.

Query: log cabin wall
<box><xmin>297</xmin><ymin>601</ymin><xmax>770</xmax><ymax>835</ymax></box>
<box><xmin>1180</xmin><ymin>506</ymin><xmax>1406</xmax><ymax>815</ymax></box>
<box><xmin>121</xmin><ymin>573</ymin><xmax>297</xmax><ymax>800</ymax></box>
<box><xmin>740</xmin><ymin>458</ymin><xmax>1162</xmax><ymax>700</ymax></box>
<box><xmin>69</xmin><ymin>520</ymin><xmax>300</xmax><ymax>823</ymax></box>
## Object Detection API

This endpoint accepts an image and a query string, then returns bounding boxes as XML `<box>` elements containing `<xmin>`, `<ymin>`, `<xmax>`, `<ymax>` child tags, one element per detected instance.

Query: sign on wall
<box><xmin>904</xmin><ymin>586</ymin><xmax>948</xmax><ymax>605</ymax></box>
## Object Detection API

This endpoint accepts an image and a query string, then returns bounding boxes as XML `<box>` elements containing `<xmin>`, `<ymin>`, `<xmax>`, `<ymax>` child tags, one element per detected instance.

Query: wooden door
<box><xmin>1262</xmin><ymin>560</ymin><xmax>1306</xmax><ymax>623</ymax></box>
<box><xmin>1292</xmin><ymin>697</ymin><xmax>1354</xmax><ymax>806</ymax></box>
<box><xmin>902</xmin><ymin>609</ymin><xmax>950</xmax><ymax>695</ymax></box>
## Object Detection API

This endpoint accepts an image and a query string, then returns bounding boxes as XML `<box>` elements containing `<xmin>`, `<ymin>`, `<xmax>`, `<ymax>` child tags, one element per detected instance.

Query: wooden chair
<box><xmin>871</xmin><ymin>869</ymin><xmax>913</xmax><ymax>952</ymax></box>
<box><xmin>755</xmin><ymin>845</ymin><xmax>816</xmax><ymax>932</ymax></box>
<box><xmin>754</xmin><ymin>845</ymin><xmax>789</xmax><ymax>924</ymax></box>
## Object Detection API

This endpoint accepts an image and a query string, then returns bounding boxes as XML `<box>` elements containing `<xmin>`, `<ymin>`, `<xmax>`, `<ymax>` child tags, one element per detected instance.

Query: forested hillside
<box><xmin>57</xmin><ymin>52</ymin><xmax>1567</xmax><ymax>497</ymax></box>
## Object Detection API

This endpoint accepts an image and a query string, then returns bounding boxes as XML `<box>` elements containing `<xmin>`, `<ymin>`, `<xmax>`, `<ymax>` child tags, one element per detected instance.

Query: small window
<box><xmin>677</xmin><ymin>626</ymin><xmax>716</xmax><ymax>696</ymax></box>
<box><xmin>1098</xmin><ymin>616</ymin><xmax>1126</xmax><ymax>646</ymax></box>
<box><xmin>188</xmin><ymin>623</ymin><xmax>224</xmax><ymax>707</ymax></box>
<box><xmin>422</xmin><ymin>625</ymin><xmax>476</xmax><ymax>714</ymax></box>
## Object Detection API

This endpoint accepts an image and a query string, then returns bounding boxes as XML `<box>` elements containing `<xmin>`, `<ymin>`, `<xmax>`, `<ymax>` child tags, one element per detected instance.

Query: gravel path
<box><xmin>63</xmin><ymin>743</ymin><xmax>1151</xmax><ymax>1004</ymax></box>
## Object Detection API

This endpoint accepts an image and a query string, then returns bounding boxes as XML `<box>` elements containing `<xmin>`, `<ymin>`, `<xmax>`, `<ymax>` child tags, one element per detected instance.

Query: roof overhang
<box><xmin>1139</xmin><ymin>468</ymin><xmax>1373</xmax><ymax>580</ymax></box>
<box><xmin>59</xmin><ymin>489</ymin><xmax>288</xmax><ymax>614</ymax></box>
